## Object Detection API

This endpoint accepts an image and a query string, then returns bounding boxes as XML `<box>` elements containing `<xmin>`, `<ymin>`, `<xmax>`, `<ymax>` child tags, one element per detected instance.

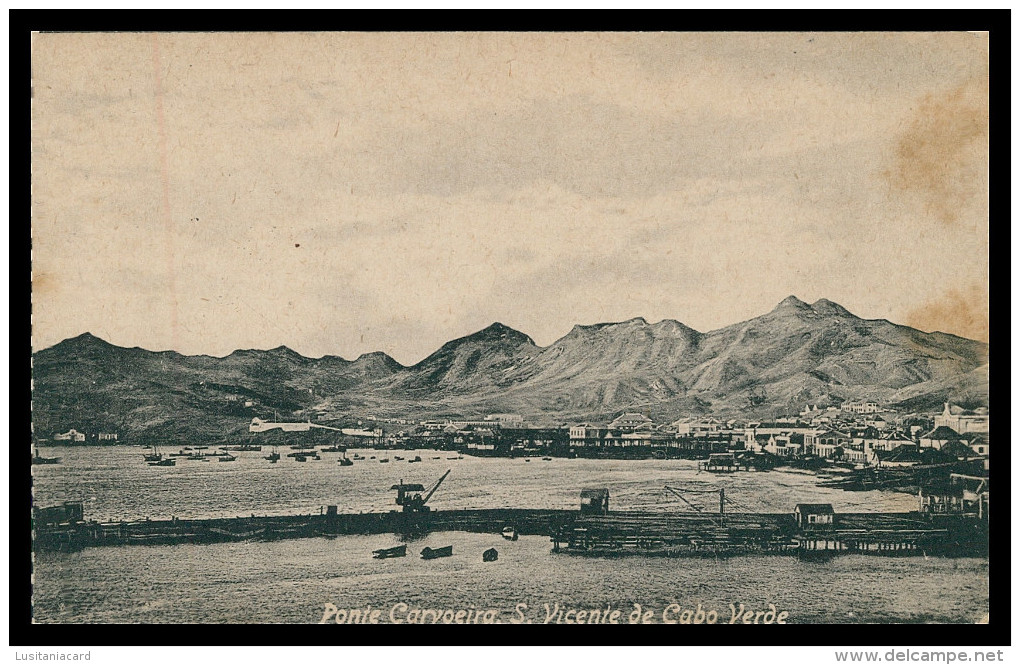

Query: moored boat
<box><xmin>420</xmin><ymin>545</ymin><xmax>453</xmax><ymax>560</ymax></box>
<box><xmin>372</xmin><ymin>544</ymin><xmax>407</xmax><ymax>559</ymax></box>
<box><xmin>149</xmin><ymin>458</ymin><xmax>176</xmax><ymax>467</ymax></box>
<box><xmin>143</xmin><ymin>445</ymin><xmax>163</xmax><ymax>462</ymax></box>
<box><xmin>482</xmin><ymin>548</ymin><xmax>499</xmax><ymax>562</ymax></box>
<box><xmin>501</xmin><ymin>526</ymin><xmax>518</xmax><ymax>541</ymax></box>
<box><xmin>32</xmin><ymin>445</ymin><xmax>63</xmax><ymax>465</ymax></box>
<box><xmin>218</xmin><ymin>453</ymin><xmax>237</xmax><ymax>462</ymax></box>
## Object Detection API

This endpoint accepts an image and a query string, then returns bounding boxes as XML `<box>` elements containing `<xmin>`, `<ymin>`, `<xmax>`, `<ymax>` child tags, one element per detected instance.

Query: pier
<box><xmin>550</xmin><ymin>510</ymin><xmax>986</xmax><ymax>557</ymax></box>
<box><xmin>33</xmin><ymin>504</ymin><xmax>986</xmax><ymax>558</ymax></box>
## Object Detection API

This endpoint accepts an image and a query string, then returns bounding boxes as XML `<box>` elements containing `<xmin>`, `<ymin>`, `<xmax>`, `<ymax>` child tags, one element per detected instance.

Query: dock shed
<box><xmin>580</xmin><ymin>489</ymin><xmax>610</xmax><ymax>515</ymax></box>
<box><xmin>794</xmin><ymin>503</ymin><xmax>834</xmax><ymax>528</ymax></box>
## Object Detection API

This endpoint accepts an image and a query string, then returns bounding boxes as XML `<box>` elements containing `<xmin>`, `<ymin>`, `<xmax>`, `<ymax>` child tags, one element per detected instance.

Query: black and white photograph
<box><xmin>28</xmin><ymin>30</ymin><xmax>992</xmax><ymax>631</ymax></box>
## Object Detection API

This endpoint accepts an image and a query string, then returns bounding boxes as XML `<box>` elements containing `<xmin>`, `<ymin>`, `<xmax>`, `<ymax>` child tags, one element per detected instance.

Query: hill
<box><xmin>32</xmin><ymin>298</ymin><xmax>989</xmax><ymax>440</ymax></box>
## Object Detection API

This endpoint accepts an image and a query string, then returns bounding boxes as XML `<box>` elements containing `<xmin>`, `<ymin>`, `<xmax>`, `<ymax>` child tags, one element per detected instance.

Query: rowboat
<box><xmin>372</xmin><ymin>544</ymin><xmax>407</xmax><ymax>559</ymax></box>
<box><xmin>482</xmin><ymin>548</ymin><xmax>499</xmax><ymax>562</ymax></box>
<box><xmin>501</xmin><ymin>526</ymin><xmax>518</xmax><ymax>541</ymax></box>
<box><xmin>420</xmin><ymin>545</ymin><xmax>453</xmax><ymax>560</ymax></box>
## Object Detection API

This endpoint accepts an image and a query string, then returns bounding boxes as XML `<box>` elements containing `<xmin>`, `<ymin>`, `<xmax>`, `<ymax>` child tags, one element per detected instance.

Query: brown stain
<box><xmin>32</xmin><ymin>271</ymin><xmax>58</xmax><ymax>297</ymax></box>
<box><xmin>886</xmin><ymin>75</ymin><xmax>988</xmax><ymax>225</ymax></box>
<box><xmin>904</xmin><ymin>283</ymin><xmax>988</xmax><ymax>344</ymax></box>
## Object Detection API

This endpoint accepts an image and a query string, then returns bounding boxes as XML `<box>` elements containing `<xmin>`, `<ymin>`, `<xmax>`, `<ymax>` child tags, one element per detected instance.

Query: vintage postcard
<box><xmin>30</xmin><ymin>31</ymin><xmax>989</xmax><ymax>628</ymax></box>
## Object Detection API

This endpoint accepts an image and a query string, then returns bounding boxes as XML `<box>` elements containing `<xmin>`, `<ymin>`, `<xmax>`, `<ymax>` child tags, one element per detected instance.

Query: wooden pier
<box><xmin>31</xmin><ymin>508</ymin><xmax>578</xmax><ymax>552</ymax></box>
<box><xmin>33</xmin><ymin>505</ymin><xmax>987</xmax><ymax>558</ymax></box>
<box><xmin>33</xmin><ymin>481</ymin><xmax>987</xmax><ymax>558</ymax></box>
<box><xmin>550</xmin><ymin>510</ymin><xmax>986</xmax><ymax>558</ymax></box>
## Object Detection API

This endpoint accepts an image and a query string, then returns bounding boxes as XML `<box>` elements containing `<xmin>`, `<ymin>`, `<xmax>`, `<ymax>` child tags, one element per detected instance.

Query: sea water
<box><xmin>30</xmin><ymin>447</ymin><xmax>988</xmax><ymax>624</ymax></box>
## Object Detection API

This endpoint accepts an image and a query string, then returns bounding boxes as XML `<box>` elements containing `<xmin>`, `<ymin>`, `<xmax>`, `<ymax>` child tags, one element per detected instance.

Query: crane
<box><xmin>391</xmin><ymin>469</ymin><xmax>451</xmax><ymax>513</ymax></box>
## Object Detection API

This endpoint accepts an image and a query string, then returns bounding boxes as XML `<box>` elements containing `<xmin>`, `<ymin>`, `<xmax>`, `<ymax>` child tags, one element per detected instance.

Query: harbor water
<box><xmin>31</xmin><ymin>446</ymin><xmax>989</xmax><ymax>624</ymax></box>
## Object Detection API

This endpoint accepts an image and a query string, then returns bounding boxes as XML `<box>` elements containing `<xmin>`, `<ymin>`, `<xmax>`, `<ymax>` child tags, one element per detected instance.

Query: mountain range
<box><xmin>32</xmin><ymin>297</ymin><xmax>989</xmax><ymax>441</ymax></box>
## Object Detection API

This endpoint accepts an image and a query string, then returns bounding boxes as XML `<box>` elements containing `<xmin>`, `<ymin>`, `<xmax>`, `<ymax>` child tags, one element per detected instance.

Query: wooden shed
<box><xmin>580</xmin><ymin>489</ymin><xmax>610</xmax><ymax>515</ymax></box>
<box><xmin>794</xmin><ymin>503</ymin><xmax>834</xmax><ymax>528</ymax></box>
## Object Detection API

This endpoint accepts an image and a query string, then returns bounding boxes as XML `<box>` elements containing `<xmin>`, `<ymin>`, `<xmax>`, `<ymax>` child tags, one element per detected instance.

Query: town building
<box><xmin>919</xmin><ymin>474</ymin><xmax>988</xmax><ymax>517</ymax></box>
<box><xmin>803</xmin><ymin>428</ymin><xmax>851</xmax><ymax>458</ymax></box>
<box><xmin>841</xmin><ymin>401</ymin><xmax>880</xmax><ymax>414</ymax></box>
<box><xmin>934</xmin><ymin>403</ymin><xmax>989</xmax><ymax>434</ymax></box>
<box><xmin>919</xmin><ymin>425</ymin><xmax>963</xmax><ymax>450</ymax></box>
<box><xmin>485</xmin><ymin>413</ymin><xmax>525</xmax><ymax>427</ymax></box>
<box><xmin>608</xmin><ymin>412</ymin><xmax>654</xmax><ymax>431</ymax></box>
<box><xmin>672</xmin><ymin>417</ymin><xmax>721</xmax><ymax>437</ymax></box>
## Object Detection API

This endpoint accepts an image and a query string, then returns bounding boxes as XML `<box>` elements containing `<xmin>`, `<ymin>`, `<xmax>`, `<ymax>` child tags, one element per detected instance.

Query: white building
<box><xmin>249</xmin><ymin>417</ymin><xmax>312</xmax><ymax>433</ymax></box>
<box><xmin>841</xmin><ymin>401</ymin><xmax>880</xmax><ymax>414</ymax></box>
<box><xmin>672</xmin><ymin>417</ymin><xmax>721</xmax><ymax>436</ymax></box>
<box><xmin>934</xmin><ymin>403</ymin><xmax>989</xmax><ymax>434</ymax></box>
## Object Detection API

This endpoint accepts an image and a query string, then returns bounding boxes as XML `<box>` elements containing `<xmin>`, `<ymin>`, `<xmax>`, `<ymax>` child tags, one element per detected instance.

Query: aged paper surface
<box><xmin>31</xmin><ymin>32</ymin><xmax>988</xmax><ymax>625</ymax></box>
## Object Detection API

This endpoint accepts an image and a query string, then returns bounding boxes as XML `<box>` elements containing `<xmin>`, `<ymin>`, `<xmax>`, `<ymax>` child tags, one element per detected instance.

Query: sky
<box><xmin>31</xmin><ymin>32</ymin><xmax>989</xmax><ymax>365</ymax></box>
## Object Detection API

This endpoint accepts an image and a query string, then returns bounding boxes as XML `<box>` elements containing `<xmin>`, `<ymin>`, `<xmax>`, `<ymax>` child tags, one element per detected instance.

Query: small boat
<box><xmin>143</xmin><ymin>445</ymin><xmax>163</xmax><ymax>462</ymax></box>
<box><xmin>482</xmin><ymin>548</ymin><xmax>499</xmax><ymax>562</ymax></box>
<box><xmin>223</xmin><ymin>444</ymin><xmax>262</xmax><ymax>451</ymax></box>
<box><xmin>294</xmin><ymin>455</ymin><xmax>308</xmax><ymax>462</ymax></box>
<box><xmin>370</xmin><ymin>456</ymin><xmax>376</xmax><ymax>460</ymax></box>
<box><xmin>525</xmin><ymin>459</ymin><xmax>531</xmax><ymax>462</ymax></box>
<box><xmin>31</xmin><ymin>445</ymin><xmax>62</xmax><ymax>465</ymax></box>
<box><xmin>379</xmin><ymin>458</ymin><xmax>389</xmax><ymax>463</ymax></box>
<box><xmin>207</xmin><ymin>451</ymin><xmax>231</xmax><ymax>457</ymax></box>
<box><xmin>409</xmin><ymin>456</ymin><xmax>421</xmax><ymax>463</ymax></box>
<box><xmin>290</xmin><ymin>444</ymin><xmax>316</xmax><ymax>450</ymax></box>
<box><xmin>352</xmin><ymin>455</ymin><xmax>366</xmax><ymax>460</ymax></box>
<box><xmin>372</xmin><ymin>544</ymin><xmax>407</xmax><ymax>559</ymax></box>
<box><xmin>447</xmin><ymin>456</ymin><xmax>458</xmax><ymax>460</ymax></box>
<box><xmin>265</xmin><ymin>448</ymin><xmax>281</xmax><ymax>462</ymax></box>
<box><xmin>218</xmin><ymin>453</ymin><xmax>237</xmax><ymax>462</ymax></box>
<box><xmin>338</xmin><ymin>457</ymin><xmax>354</xmax><ymax>466</ymax></box>
<box><xmin>542</xmin><ymin>457</ymin><xmax>552</xmax><ymax>461</ymax></box>
<box><xmin>149</xmin><ymin>458</ymin><xmax>176</xmax><ymax>467</ymax></box>
<box><xmin>185</xmin><ymin>446</ymin><xmax>208</xmax><ymax>451</ymax></box>
<box><xmin>394</xmin><ymin>456</ymin><xmax>404</xmax><ymax>461</ymax></box>
<box><xmin>187</xmin><ymin>453</ymin><xmax>207</xmax><ymax>460</ymax></box>
<box><xmin>420</xmin><ymin>545</ymin><xmax>453</xmax><ymax>560</ymax></box>
<box><xmin>169</xmin><ymin>450</ymin><xmax>190</xmax><ymax>457</ymax></box>
<box><xmin>320</xmin><ymin>446</ymin><xmax>345</xmax><ymax>453</ymax></box>
<box><xmin>432</xmin><ymin>456</ymin><xmax>441</xmax><ymax>460</ymax></box>
<box><xmin>501</xmin><ymin>526</ymin><xmax>518</xmax><ymax>541</ymax></box>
